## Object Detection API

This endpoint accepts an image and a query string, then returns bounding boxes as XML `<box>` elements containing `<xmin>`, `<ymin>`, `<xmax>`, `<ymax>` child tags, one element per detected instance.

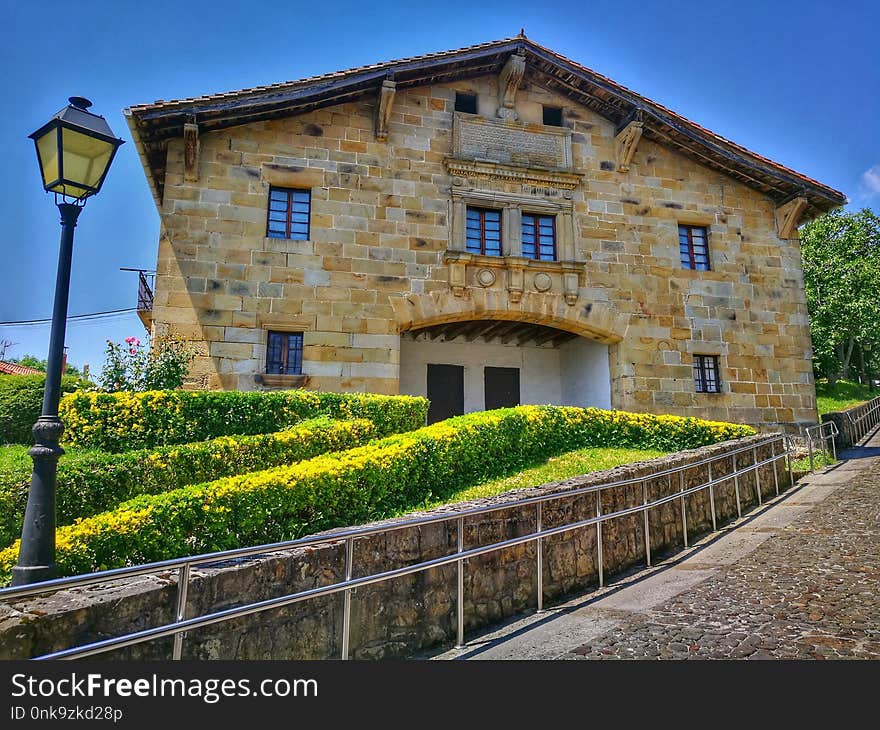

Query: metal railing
<box><xmin>802</xmin><ymin>420</ymin><xmax>839</xmax><ymax>471</ymax></box>
<box><xmin>0</xmin><ymin>435</ymin><xmax>792</xmax><ymax>661</ymax></box>
<box><xmin>845</xmin><ymin>395</ymin><xmax>880</xmax><ymax>445</ymax></box>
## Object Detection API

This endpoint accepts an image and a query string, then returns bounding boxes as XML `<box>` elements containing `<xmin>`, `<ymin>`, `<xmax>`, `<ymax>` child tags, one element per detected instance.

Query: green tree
<box><xmin>800</xmin><ymin>208</ymin><xmax>880</xmax><ymax>385</ymax></box>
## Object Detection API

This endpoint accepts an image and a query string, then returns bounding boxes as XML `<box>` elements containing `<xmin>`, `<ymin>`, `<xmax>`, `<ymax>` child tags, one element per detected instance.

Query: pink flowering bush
<box><xmin>99</xmin><ymin>335</ymin><xmax>196</xmax><ymax>392</ymax></box>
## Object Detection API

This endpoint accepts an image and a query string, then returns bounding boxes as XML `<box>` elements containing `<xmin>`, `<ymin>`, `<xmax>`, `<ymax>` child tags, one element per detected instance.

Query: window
<box><xmin>543</xmin><ymin>106</ymin><xmax>563</xmax><ymax>127</ymax></box>
<box><xmin>466</xmin><ymin>207</ymin><xmax>502</xmax><ymax>256</ymax></box>
<box><xmin>679</xmin><ymin>224</ymin><xmax>710</xmax><ymax>270</ymax></box>
<box><xmin>521</xmin><ymin>213</ymin><xmax>556</xmax><ymax>261</ymax></box>
<box><xmin>455</xmin><ymin>92</ymin><xmax>477</xmax><ymax>114</ymax></box>
<box><xmin>693</xmin><ymin>355</ymin><xmax>721</xmax><ymax>393</ymax></box>
<box><xmin>266</xmin><ymin>331</ymin><xmax>303</xmax><ymax>375</ymax></box>
<box><xmin>267</xmin><ymin>187</ymin><xmax>310</xmax><ymax>240</ymax></box>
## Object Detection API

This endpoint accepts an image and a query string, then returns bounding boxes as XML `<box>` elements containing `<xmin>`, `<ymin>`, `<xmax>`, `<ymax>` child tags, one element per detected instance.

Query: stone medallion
<box><xmin>476</xmin><ymin>268</ymin><xmax>496</xmax><ymax>287</ymax></box>
<box><xmin>533</xmin><ymin>272</ymin><xmax>552</xmax><ymax>292</ymax></box>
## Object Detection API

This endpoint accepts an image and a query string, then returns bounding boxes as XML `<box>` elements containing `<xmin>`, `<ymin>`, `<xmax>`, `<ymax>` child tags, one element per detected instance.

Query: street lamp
<box><xmin>11</xmin><ymin>98</ymin><xmax>123</xmax><ymax>586</ymax></box>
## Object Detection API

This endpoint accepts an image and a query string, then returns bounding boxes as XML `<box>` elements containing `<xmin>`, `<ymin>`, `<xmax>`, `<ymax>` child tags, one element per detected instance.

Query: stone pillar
<box><xmin>503</xmin><ymin>206</ymin><xmax>522</xmax><ymax>257</ymax></box>
<box><xmin>451</xmin><ymin>199</ymin><xmax>466</xmax><ymax>251</ymax></box>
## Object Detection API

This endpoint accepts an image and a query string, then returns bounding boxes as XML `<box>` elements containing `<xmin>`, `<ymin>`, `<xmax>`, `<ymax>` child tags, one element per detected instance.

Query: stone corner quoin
<box><xmin>125</xmin><ymin>37</ymin><xmax>843</xmax><ymax>433</ymax></box>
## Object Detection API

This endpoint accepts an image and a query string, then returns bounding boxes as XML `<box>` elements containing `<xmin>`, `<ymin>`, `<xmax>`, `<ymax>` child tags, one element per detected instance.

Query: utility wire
<box><xmin>0</xmin><ymin>308</ymin><xmax>137</xmax><ymax>327</ymax></box>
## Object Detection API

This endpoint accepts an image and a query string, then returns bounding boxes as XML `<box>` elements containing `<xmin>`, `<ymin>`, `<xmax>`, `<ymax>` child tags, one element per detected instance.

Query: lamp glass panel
<box><xmin>35</xmin><ymin>128</ymin><xmax>59</xmax><ymax>189</ymax></box>
<box><xmin>60</xmin><ymin>127</ymin><xmax>115</xmax><ymax>191</ymax></box>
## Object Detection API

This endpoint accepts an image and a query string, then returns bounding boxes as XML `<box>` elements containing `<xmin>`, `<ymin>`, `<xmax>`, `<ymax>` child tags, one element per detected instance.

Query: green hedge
<box><xmin>0</xmin><ymin>375</ymin><xmax>85</xmax><ymax>444</ymax></box>
<box><xmin>0</xmin><ymin>417</ymin><xmax>378</xmax><ymax>549</ymax></box>
<box><xmin>0</xmin><ymin>406</ymin><xmax>754</xmax><ymax>582</ymax></box>
<box><xmin>59</xmin><ymin>390</ymin><xmax>428</xmax><ymax>451</ymax></box>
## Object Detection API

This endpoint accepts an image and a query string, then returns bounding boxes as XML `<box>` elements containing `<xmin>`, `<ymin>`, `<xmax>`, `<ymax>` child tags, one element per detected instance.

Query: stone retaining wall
<box><xmin>0</xmin><ymin>434</ymin><xmax>788</xmax><ymax>660</ymax></box>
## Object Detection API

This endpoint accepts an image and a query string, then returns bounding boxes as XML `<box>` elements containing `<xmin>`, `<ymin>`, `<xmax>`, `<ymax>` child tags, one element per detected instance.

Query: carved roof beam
<box><xmin>497</xmin><ymin>52</ymin><xmax>525</xmax><ymax>120</ymax></box>
<box><xmin>375</xmin><ymin>78</ymin><xmax>396</xmax><ymax>141</ymax></box>
<box><xmin>183</xmin><ymin>115</ymin><xmax>199</xmax><ymax>183</ymax></box>
<box><xmin>775</xmin><ymin>196</ymin><xmax>809</xmax><ymax>240</ymax></box>
<box><xmin>615</xmin><ymin>119</ymin><xmax>643</xmax><ymax>173</ymax></box>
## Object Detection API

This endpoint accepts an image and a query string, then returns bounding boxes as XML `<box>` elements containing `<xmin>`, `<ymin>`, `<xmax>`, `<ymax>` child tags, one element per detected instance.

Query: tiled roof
<box><xmin>0</xmin><ymin>361</ymin><xmax>43</xmax><ymax>375</ymax></box>
<box><xmin>125</xmin><ymin>35</ymin><xmax>846</xmax><ymax>215</ymax></box>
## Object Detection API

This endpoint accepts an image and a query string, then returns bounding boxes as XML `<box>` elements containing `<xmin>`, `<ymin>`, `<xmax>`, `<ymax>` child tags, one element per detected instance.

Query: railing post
<box><xmin>829</xmin><ymin>427</ymin><xmax>837</xmax><ymax>462</ymax></box>
<box><xmin>707</xmin><ymin>460</ymin><xmax>716</xmax><ymax>531</ymax></box>
<box><xmin>732</xmin><ymin>451</ymin><xmax>742</xmax><ymax>518</ymax></box>
<box><xmin>455</xmin><ymin>517</ymin><xmax>465</xmax><ymax>649</ymax></box>
<box><xmin>771</xmin><ymin>440</ymin><xmax>780</xmax><ymax>496</ymax></box>
<box><xmin>536</xmin><ymin>502</ymin><xmax>543</xmax><ymax>613</ymax></box>
<box><xmin>595</xmin><ymin>489</ymin><xmax>604</xmax><ymax>588</ymax></box>
<box><xmin>679</xmin><ymin>470</ymin><xmax>688</xmax><ymax>548</ymax></box>
<box><xmin>786</xmin><ymin>436</ymin><xmax>794</xmax><ymax>487</ymax></box>
<box><xmin>172</xmin><ymin>562</ymin><xmax>190</xmax><ymax>661</ymax></box>
<box><xmin>341</xmin><ymin>537</ymin><xmax>353</xmax><ymax>660</ymax></box>
<box><xmin>642</xmin><ymin>479</ymin><xmax>651</xmax><ymax>567</ymax></box>
<box><xmin>807</xmin><ymin>431</ymin><xmax>815</xmax><ymax>473</ymax></box>
<box><xmin>753</xmin><ymin>446</ymin><xmax>763</xmax><ymax>504</ymax></box>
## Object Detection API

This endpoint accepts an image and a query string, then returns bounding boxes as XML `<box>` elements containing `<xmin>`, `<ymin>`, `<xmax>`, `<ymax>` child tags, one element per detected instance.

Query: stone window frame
<box><xmin>254</xmin><ymin>324</ymin><xmax>310</xmax><ymax>388</ymax></box>
<box><xmin>693</xmin><ymin>354</ymin><xmax>722</xmax><ymax>394</ymax></box>
<box><xmin>450</xmin><ymin>188</ymin><xmax>576</xmax><ymax>262</ymax></box>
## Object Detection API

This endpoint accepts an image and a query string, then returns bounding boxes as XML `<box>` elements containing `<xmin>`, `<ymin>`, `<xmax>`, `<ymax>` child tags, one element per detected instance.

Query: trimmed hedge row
<box><xmin>0</xmin><ymin>417</ymin><xmax>378</xmax><ymax>550</ymax></box>
<box><xmin>59</xmin><ymin>390</ymin><xmax>428</xmax><ymax>451</ymax></box>
<box><xmin>0</xmin><ymin>375</ymin><xmax>85</xmax><ymax>445</ymax></box>
<box><xmin>0</xmin><ymin>406</ymin><xmax>754</xmax><ymax>582</ymax></box>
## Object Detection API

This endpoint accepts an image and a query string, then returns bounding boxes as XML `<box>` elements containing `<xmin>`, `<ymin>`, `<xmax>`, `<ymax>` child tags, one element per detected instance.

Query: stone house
<box><xmin>124</xmin><ymin>35</ymin><xmax>844</xmax><ymax>429</ymax></box>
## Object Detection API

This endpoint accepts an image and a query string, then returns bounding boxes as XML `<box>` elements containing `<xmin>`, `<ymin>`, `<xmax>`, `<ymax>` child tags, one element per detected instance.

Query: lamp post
<box><xmin>11</xmin><ymin>98</ymin><xmax>123</xmax><ymax>586</ymax></box>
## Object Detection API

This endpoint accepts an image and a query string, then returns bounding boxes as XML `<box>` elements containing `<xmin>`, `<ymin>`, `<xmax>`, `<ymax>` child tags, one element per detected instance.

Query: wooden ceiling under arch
<box><xmin>401</xmin><ymin>319</ymin><xmax>580</xmax><ymax>348</ymax></box>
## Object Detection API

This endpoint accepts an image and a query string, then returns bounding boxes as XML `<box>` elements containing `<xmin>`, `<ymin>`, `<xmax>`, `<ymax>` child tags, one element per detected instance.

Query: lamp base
<box><xmin>10</xmin><ymin>563</ymin><xmax>57</xmax><ymax>586</ymax></box>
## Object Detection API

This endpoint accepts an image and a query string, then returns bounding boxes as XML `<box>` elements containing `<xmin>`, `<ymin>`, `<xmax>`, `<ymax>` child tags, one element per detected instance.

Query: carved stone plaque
<box><xmin>454</xmin><ymin>114</ymin><xmax>572</xmax><ymax>170</ymax></box>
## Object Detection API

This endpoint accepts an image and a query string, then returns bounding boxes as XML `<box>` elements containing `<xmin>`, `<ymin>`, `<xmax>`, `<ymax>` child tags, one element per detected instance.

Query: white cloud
<box><xmin>861</xmin><ymin>164</ymin><xmax>880</xmax><ymax>196</ymax></box>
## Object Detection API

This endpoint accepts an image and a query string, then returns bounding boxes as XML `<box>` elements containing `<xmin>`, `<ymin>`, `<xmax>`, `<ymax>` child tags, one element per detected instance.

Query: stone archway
<box><xmin>391</xmin><ymin>288</ymin><xmax>628</xmax><ymax>344</ymax></box>
<box><xmin>393</xmin><ymin>289</ymin><xmax>628</xmax><ymax>420</ymax></box>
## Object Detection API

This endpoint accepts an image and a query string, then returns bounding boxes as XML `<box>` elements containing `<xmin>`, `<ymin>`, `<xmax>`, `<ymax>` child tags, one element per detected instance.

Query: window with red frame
<box><xmin>521</xmin><ymin>213</ymin><xmax>556</xmax><ymax>261</ymax></box>
<box><xmin>679</xmin><ymin>224</ymin><xmax>710</xmax><ymax>271</ymax></box>
<box><xmin>693</xmin><ymin>354</ymin><xmax>721</xmax><ymax>393</ymax></box>
<box><xmin>465</xmin><ymin>207</ymin><xmax>502</xmax><ymax>256</ymax></box>
<box><xmin>267</xmin><ymin>187</ymin><xmax>310</xmax><ymax>240</ymax></box>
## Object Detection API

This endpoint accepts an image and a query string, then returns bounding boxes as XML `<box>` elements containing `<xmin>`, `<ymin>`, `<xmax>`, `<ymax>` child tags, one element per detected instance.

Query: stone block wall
<box><xmin>148</xmin><ymin>72</ymin><xmax>819</xmax><ymax>431</ymax></box>
<box><xmin>0</xmin><ymin>435</ymin><xmax>789</xmax><ymax>660</ymax></box>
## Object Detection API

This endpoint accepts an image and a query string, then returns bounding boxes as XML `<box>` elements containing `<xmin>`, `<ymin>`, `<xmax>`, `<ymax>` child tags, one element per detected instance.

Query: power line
<box><xmin>0</xmin><ymin>308</ymin><xmax>137</xmax><ymax>327</ymax></box>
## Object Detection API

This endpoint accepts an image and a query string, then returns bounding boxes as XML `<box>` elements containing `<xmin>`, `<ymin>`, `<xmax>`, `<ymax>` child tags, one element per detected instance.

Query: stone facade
<box><xmin>0</xmin><ymin>435</ymin><xmax>788</xmax><ymax>660</ymax></box>
<box><xmin>128</xmin><ymin>39</ymin><xmax>844</xmax><ymax>431</ymax></box>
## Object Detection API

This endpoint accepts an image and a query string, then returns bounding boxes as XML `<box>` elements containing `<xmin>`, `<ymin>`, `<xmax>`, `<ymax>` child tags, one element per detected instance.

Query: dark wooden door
<box><xmin>427</xmin><ymin>364</ymin><xmax>465</xmax><ymax>424</ymax></box>
<box><xmin>484</xmin><ymin>366</ymin><xmax>520</xmax><ymax>410</ymax></box>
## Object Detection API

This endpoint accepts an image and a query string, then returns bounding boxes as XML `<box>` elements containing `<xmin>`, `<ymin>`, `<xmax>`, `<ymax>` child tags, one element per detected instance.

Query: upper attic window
<box><xmin>455</xmin><ymin>92</ymin><xmax>478</xmax><ymax>114</ymax></box>
<box><xmin>543</xmin><ymin>106</ymin><xmax>563</xmax><ymax>127</ymax></box>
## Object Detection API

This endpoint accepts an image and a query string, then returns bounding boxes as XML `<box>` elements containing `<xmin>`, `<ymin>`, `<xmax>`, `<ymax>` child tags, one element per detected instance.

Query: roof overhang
<box><xmin>124</xmin><ymin>36</ymin><xmax>846</xmax><ymax>218</ymax></box>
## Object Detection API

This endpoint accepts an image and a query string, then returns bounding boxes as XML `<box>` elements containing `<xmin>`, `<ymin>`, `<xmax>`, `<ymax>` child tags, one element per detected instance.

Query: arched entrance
<box><xmin>393</xmin><ymin>290</ymin><xmax>627</xmax><ymax>423</ymax></box>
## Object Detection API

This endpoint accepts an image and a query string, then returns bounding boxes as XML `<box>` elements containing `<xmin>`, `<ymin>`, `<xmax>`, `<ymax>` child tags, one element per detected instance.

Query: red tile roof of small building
<box><xmin>0</xmin><ymin>361</ymin><xmax>43</xmax><ymax>376</ymax></box>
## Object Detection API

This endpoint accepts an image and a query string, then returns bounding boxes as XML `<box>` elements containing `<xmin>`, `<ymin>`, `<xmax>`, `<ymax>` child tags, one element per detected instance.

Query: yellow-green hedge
<box><xmin>0</xmin><ymin>417</ymin><xmax>377</xmax><ymax>549</ymax></box>
<box><xmin>0</xmin><ymin>407</ymin><xmax>754</xmax><ymax>583</ymax></box>
<box><xmin>59</xmin><ymin>390</ymin><xmax>427</xmax><ymax>451</ymax></box>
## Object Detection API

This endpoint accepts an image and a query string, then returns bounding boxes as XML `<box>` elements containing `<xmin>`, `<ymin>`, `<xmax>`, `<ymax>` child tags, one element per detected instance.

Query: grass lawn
<box><xmin>0</xmin><ymin>444</ymin><xmax>102</xmax><ymax>479</ymax></box>
<box><xmin>412</xmin><ymin>446</ymin><xmax>668</xmax><ymax>512</ymax></box>
<box><xmin>816</xmin><ymin>379</ymin><xmax>879</xmax><ymax>415</ymax></box>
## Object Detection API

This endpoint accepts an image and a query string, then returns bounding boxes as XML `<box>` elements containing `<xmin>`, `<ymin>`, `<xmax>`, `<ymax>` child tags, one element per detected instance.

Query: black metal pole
<box><xmin>11</xmin><ymin>202</ymin><xmax>81</xmax><ymax>586</ymax></box>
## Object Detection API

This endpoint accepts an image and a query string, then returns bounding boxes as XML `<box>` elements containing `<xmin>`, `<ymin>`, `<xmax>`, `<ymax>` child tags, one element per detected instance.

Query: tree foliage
<box><xmin>800</xmin><ymin>208</ymin><xmax>880</xmax><ymax>384</ymax></box>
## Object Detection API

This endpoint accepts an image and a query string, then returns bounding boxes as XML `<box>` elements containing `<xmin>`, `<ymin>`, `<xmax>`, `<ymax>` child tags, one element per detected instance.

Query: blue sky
<box><xmin>0</xmin><ymin>0</ymin><xmax>877</xmax><ymax>374</ymax></box>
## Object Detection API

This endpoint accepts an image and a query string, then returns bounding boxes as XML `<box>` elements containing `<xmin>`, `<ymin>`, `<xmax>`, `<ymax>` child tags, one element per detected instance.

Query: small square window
<box><xmin>679</xmin><ymin>224</ymin><xmax>710</xmax><ymax>271</ymax></box>
<box><xmin>693</xmin><ymin>355</ymin><xmax>721</xmax><ymax>393</ymax></box>
<box><xmin>267</xmin><ymin>187</ymin><xmax>310</xmax><ymax>240</ymax></box>
<box><xmin>543</xmin><ymin>106</ymin><xmax>563</xmax><ymax>127</ymax></box>
<box><xmin>521</xmin><ymin>213</ymin><xmax>557</xmax><ymax>261</ymax></box>
<box><xmin>465</xmin><ymin>207</ymin><xmax>502</xmax><ymax>256</ymax></box>
<box><xmin>266</xmin><ymin>331</ymin><xmax>303</xmax><ymax>375</ymax></box>
<box><xmin>455</xmin><ymin>92</ymin><xmax>478</xmax><ymax>114</ymax></box>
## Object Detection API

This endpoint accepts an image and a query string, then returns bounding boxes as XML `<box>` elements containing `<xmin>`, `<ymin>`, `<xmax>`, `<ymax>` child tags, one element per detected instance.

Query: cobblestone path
<box><xmin>435</xmin><ymin>435</ymin><xmax>880</xmax><ymax>661</ymax></box>
<box><xmin>568</xmin><ymin>452</ymin><xmax>880</xmax><ymax>660</ymax></box>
